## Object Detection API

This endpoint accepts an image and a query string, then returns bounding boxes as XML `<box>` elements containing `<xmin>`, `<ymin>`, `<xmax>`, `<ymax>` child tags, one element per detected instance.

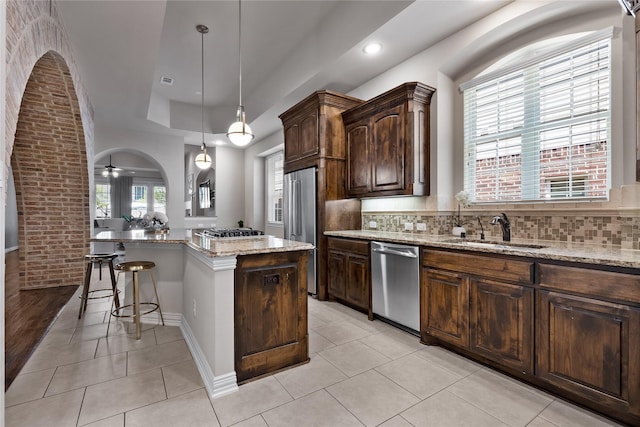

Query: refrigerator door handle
<box><xmin>287</xmin><ymin>178</ymin><xmax>295</xmax><ymax>237</ymax></box>
<box><xmin>293</xmin><ymin>179</ymin><xmax>302</xmax><ymax>236</ymax></box>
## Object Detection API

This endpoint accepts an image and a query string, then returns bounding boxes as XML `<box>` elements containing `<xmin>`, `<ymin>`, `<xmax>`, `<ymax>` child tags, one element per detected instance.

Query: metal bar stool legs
<box><xmin>107</xmin><ymin>261</ymin><xmax>164</xmax><ymax>340</ymax></box>
<box><xmin>78</xmin><ymin>253</ymin><xmax>120</xmax><ymax>319</ymax></box>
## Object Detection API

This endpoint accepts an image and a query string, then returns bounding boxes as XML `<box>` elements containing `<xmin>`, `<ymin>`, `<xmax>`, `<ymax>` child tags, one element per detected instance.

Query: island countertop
<box><xmin>92</xmin><ymin>229</ymin><xmax>313</xmax><ymax>257</ymax></box>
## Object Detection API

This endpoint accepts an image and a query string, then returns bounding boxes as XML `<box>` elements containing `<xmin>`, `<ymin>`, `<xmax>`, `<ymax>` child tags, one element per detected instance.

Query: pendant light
<box><xmin>226</xmin><ymin>0</ymin><xmax>254</xmax><ymax>147</ymax></box>
<box><xmin>195</xmin><ymin>24</ymin><xmax>213</xmax><ymax>170</ymax></box>
<box><xmin>102</xmin><ymin>155</ymin><xmax>121</xmax><ymax>178</ymax></box>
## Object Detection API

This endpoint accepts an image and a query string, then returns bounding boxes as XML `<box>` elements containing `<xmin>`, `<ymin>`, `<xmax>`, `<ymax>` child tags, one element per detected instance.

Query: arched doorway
<box><xmin>11</xmin><ymin>51</ymin><xmax>89</xmax><ymax>290</ymax></box>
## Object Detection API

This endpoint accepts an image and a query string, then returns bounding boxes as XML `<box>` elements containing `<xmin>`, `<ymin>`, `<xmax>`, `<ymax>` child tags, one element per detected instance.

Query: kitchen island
<box><xmin>92</xmin><ymin>229</ymin><xmax>313</xmax><ymax>398</ymax></box>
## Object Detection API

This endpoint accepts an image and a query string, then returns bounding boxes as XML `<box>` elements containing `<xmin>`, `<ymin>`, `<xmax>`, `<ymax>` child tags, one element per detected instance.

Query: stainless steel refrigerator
<box><xmin>283</xmin><ymin>167</ymin><xmax>317</xmax><ymax>295</ymax></box>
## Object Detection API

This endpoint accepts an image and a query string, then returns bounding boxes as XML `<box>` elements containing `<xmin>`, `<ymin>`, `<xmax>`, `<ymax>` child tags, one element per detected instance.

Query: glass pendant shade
<box><xmin>227</xmin><ymin>108</ymin><xmax>253</xmax><ymax>147</ymax></box>
<box><xmin>195</xmin><ymin>151</ymin><xmax>212</xmax><ymax>169</ymax></box>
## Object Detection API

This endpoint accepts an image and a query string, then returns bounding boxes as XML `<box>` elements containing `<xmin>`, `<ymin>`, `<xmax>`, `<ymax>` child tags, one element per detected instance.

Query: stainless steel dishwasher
<box><xmin>371</xmin><ymin>241</ymin><xmax>420</xmax><ymax>334</ymax></box>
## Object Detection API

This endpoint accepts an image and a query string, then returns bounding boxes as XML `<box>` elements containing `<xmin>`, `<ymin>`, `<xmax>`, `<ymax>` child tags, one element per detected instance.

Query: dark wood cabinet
<box><xmin>419</xmin><ymin>248</ymin><xmax>640</xmax><ymax>425</ymax></box>
<box><xmin>537</xmin><ymin>290</ymin><xmax>640</xmax><ymax>417</ymax></box>
<box><xmin>327</xmin><ymin>250</ymin><xmax>346</xmax><ymax>300</ymax></box>
<box><xmin>283</xmin><ymin>112</ymin><xmax>318</xmax><ymax>163</ymax></box>
<box><xmin>234</xmin><ymin>250</ymin><xmax>309</xmax><ymax>383</ymax></box>
<box><xmin>421</xmin><ymin>250</ymin><xmax>535</xmax><ymax>374</ymax></box>
<box><xmin>280</xmin><ymin>90</ymin><xmax>363</xmax><ymax>173</ymax></box>
<box><xmin>342</xmin><ymin>82</ymin><xmax>435</xmax><ymax>198</ymax></box>
<box><xmin>537</xmin><ymin>263</ymin><xmax>640</xmax><ymax>422</ymax></box>
<box><xmin>470</xmin><ymin>278</ymin><xmax>534</xmax><ymax>374</ymax></box>
<box><xmin>279</xmin><ymin>91</ymin><xmax>363</xmax><ymax>301</ymax></box>
<box><xmin>327</xmin><ymin>237</ymin><xmax>370</xmax><ymax>313</ymax></box>
<box><xmin>422</xmin><ymin>268</ymin><xmax>469</xmax><ymax>348</ymax></box>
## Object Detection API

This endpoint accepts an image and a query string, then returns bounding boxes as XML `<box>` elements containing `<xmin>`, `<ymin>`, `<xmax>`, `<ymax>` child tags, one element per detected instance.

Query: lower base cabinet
<box><xmin>470</xmin><ymin>278</ymin><xmax>534</xmax><ymax>374</ymax></box>
<box><xmin>422</xmin><ymin>250</ymin><xmax>640</xmax><ymax>425</ymax></box>
<box><xmin>234</xmin><ymin>250</ymin><xmax>309</xmax><ymax>383</ymax></box>
<box><xmin>327</xmin><ymin>237</ymin><xmax>370</xmax><ymax>312</ymax></box>
<box><xmin>537</xmin><ymin>264</ymin><xmax>640</xmax><ymax>424</ymax></box>
<box><xmin>421</xmin><ymin>250</ymin><xmax>535</xmax><ymax>375</ymax></box>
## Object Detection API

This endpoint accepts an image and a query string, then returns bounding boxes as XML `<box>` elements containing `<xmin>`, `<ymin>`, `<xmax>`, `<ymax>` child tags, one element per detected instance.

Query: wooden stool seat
<box><xmin>107</xmin><ymin>260</ymin><xmax>164</xmax><ymax>339</ymax></box>
<box><xmin>78</xmin><ymin>253</ymin><xmax>120</xmax><ymax>319</ymax></box>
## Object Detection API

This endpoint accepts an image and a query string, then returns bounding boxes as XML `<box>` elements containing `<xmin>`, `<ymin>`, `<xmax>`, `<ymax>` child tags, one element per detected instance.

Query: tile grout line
<box><xmin>74</xmin><ymin>386</ymin><xmax>88</xmax><ymax>427</ymax></box>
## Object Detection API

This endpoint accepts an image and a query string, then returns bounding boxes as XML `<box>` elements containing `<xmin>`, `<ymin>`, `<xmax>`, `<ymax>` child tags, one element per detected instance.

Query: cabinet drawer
<box><xmin>539</xmin><ymin>264</ymin><xmax>640</xmax><ymax>305</ymax></box>
<box><xmin>327</xmin><ymin>237</ymin><xmax>369</xmax><ymax>255</ymax></box>
<box><xmin>423</xmin><ymin>250</ymin><xmax>533</xmax><ymax>284</ymax></box>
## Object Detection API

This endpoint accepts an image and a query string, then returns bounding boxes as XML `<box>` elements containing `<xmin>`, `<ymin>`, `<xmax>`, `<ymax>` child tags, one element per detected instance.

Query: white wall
<box><xmin>215</xmin><ymin>146</ymin><xmax>245</xmax><ymax>228</ymax></box>
<box><xmin>244</xmin><ymin>131</ymin><xmax>284</xmax><ymax>236</ymax></box>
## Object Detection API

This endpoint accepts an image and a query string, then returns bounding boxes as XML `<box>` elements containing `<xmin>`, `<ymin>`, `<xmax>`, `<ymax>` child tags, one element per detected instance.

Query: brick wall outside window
<box><xmin>474</xmin><ymin>142</ymin><xmax>608</xmax><ymax>202</ymax></box>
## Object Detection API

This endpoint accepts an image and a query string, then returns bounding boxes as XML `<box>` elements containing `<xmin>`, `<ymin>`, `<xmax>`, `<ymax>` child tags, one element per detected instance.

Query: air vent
<box><xmin>160</xmin><ymin>76</ymin><xmax>174</xmax><ymax>86</ymax></box>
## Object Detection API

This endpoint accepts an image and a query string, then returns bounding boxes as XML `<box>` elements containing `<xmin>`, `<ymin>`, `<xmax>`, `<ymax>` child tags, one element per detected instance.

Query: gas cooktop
<box><xmin>196</xmin><ymin>228</ymin><xmax>265</xmax><ymax>238</ymax></box>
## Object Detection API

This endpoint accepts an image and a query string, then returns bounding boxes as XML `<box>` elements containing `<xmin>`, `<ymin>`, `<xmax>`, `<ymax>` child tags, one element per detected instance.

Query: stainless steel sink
<box><xmin>444</xmin><ymin>238</ymin><xmax>546</xmax><ymax>250</ymax></box>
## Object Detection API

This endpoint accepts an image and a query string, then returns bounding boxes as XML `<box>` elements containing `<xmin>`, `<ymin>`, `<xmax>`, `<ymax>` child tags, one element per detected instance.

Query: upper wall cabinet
<box><xmin>279</xmin><ymin>91</ymin><xmax>363</xmax><ymax>174</ymax></box>
<box><xmin>341</xmin><ymin>82</ymin><xmax>435</xmax><ymax>198</ymax></box>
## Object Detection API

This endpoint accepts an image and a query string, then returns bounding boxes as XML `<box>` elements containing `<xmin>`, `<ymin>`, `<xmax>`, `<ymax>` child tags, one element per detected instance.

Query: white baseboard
<box><xmin>141</xmin><ymin>311</ymin><xmax>182</xmax><ymax>327</ymax></box>
<box><xmin>180</xmin><ymin>319</ymin><xmax>238</xmax><ymax>399</ymax></box>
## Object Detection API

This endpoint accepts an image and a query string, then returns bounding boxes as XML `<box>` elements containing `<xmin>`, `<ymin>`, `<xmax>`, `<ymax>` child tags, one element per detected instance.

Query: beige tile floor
<box><xmin>5</xmin><ymin>273</ymin><xmax>626</xmax><ymax>427</ymax></box>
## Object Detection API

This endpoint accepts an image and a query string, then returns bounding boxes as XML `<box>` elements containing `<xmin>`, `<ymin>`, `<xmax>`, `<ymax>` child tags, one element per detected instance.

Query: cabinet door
<box><xmin>422</xmin><ymin>268</ymin><xmax>469</xmax><ymax>347</ymax></box>
<box><xmin>371</xmin><ymin>105</ymin><xmax>404</xmax><ymax>193</ymax></box>
<box><xmin>234</xmin><ymin>251</ymin><xmax>309</xmax><ymax>383</ymax></box>
<box><xmin>346</xmin><ymin>123</ymin><xmax>370</xmax><ymax>195</ymax></box>
<box><xmin>470</xmin><ymin>278</ymin><xmax>534</xmax><ymax>374</ymax></box>
<box><xmin>283</xmin><ymin>122</ymin><xmax>300</xmax><ymax>162</ymax></box>
<box><xmin>298</xmin><ymin>113</ymin><xmax>319</xmax><ymax>159</ymax></box>
<box><xmin>537</xmin><ymin>290</ymin><xmax>640</xmax><ymax>416</ymax></box>
<box><xmin>346</xmin><ymin>253</ymin><xmax>370</xmax><ymax>311</ymax></box>
<box><xmin>327</xmin><ymin>250</ymin><xmax>346</xmax><ymax>300</ymax></box>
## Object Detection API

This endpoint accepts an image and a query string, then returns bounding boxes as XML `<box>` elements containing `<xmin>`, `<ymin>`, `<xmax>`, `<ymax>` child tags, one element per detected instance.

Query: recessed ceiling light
<box><xmin>363</xmin><ymin>42</ymin><xmax>382</xmax><ymax>55</ymax></box>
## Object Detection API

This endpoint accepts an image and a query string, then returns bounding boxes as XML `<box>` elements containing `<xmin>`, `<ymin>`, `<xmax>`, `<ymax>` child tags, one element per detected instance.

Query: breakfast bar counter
<box><xmin>92</xmin><ymin>229</ymin><xmax>313</xmax><ymax>398</ymax></box>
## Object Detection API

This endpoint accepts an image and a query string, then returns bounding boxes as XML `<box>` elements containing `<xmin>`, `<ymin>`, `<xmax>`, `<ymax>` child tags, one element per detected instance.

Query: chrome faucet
<box><xmin>490</xmin><ymin>213</ymin><xmax>511</xmax><ymax>242</ymax></box>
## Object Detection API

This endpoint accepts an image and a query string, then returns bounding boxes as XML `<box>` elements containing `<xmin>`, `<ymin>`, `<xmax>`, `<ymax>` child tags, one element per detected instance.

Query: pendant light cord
<box><xmin>238</xmin><ymin>0</ymin><xmax>243</xmax><ymax>111</ymax></box>
<box><xmin>201</xmin><ymin>25</ymin><xmax>205</xmax><ymax>149</ymax></box>
<box><xmin>196</xmin><ymin>24</ymin><xmax>209</xmax><ymax>153</ymax></box>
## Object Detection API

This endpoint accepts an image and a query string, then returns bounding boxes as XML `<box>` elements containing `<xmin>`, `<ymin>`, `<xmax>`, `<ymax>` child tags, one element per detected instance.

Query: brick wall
<box><xmin>6</xmin><ymin>0</ymin><xmax>94</xmax><ymax>289</ymax></box>
<box><xmin>475</xmin><ymin>142</ymin><xmax>608</xmax><ymax>202</ymax></box>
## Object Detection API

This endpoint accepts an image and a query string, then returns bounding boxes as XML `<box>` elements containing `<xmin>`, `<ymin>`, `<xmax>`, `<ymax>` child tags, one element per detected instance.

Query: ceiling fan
<box><xmin>101</xmin><ymin>155</ymin><xmax>123</xmax><ymax>178</ymax></box>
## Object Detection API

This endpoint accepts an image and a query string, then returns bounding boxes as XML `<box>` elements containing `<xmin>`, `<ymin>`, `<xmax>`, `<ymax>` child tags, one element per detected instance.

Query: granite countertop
<box><xmin>325</xmin><ymin>230</ymin><xmax>640</xmax><ymax>269</ymax></box>
<box><xmin>92</xmin><ymin>229</ymin><xmax>313</xmax><ymax>257</ymax></box>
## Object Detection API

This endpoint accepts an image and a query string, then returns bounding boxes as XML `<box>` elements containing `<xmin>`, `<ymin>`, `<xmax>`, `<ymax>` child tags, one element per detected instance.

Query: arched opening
<box><xmin>94</xmin><ymin>149</ymin><xmax>169</xmax><ymax>226</ymax></box>
<box><xmin>11</xmin><ymin>51</ymin><xmax>90</xmax><ymax>290</ymax></box>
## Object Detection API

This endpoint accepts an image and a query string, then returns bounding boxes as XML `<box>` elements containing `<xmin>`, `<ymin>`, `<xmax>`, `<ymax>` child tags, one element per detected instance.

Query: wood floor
<box><xmin>4</xmin><ymin>250</ymin><xmax>78</xmax><ymax>390</ymax></box>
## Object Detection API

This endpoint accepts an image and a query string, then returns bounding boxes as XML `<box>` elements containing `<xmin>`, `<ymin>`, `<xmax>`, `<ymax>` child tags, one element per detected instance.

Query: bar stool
<box><xmin>79</xmin><ymin>253</ymin><xmax>120</xmax><ymax>319</ymax></box>
<box><xmin>107</xmin><ymin>261</ymin><xmax>164</xmax><ymax>340</ymax></box>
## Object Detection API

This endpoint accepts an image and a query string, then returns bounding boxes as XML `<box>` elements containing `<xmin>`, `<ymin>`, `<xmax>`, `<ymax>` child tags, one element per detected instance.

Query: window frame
<box><xmin>265</xmin><ymin>151</ymin><xmax>284</xmax><ymax>226</ymax></box>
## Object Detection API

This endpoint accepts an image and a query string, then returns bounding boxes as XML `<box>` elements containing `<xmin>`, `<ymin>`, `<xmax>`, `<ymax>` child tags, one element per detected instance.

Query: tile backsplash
<box><xmin>362</xmin><ymin>212</ymin><xmax>640</xmax><ymax>249</ymax></box>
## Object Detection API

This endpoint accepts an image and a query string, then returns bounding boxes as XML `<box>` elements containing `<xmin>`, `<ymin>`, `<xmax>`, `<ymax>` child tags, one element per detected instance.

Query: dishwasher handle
<box><xmin>372</xmin><ymin>247</ymin><xmax>418</xmax><ymax>258</ymax></box>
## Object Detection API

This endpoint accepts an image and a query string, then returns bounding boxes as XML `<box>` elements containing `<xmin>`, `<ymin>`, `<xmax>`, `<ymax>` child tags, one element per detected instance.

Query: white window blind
<box><xmin>462</xmin><ymin>30</ymin><xmax>611</xmax><ymax>203</ymax></box>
